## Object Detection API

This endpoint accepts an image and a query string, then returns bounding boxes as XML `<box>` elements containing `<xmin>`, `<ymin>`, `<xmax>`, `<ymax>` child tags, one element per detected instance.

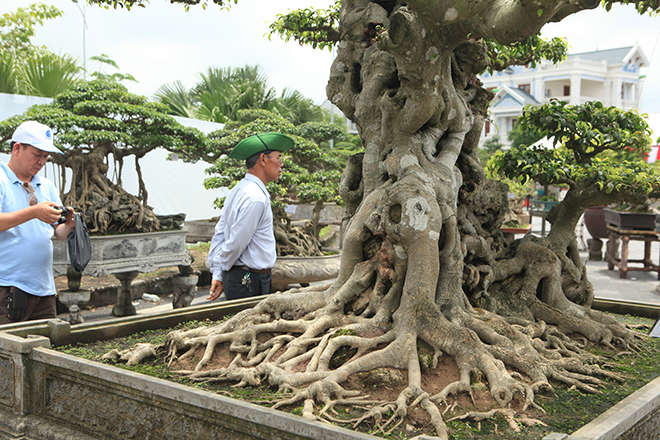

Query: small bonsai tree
<box><xmin>488</xmin><ymin>99</ymin><xmax>657</xmax><ymax>305</ymax></box>
<box><xmin>0</xmin><ymin>79</ymin><xmax>208</xmax><ymax>233</ymax></box>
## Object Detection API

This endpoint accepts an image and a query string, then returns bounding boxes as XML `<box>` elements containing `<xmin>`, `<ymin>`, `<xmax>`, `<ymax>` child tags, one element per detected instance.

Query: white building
<box><xmin>480</xmin><ymin>45</ymin><xmax>649</xmax><ymax>147</ymax></box>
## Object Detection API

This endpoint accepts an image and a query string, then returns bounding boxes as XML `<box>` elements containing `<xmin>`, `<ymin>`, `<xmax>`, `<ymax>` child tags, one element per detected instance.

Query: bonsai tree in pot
<box><xmin>0</xmin><ymin>79</ymin><xmax>208</xmax><ymax>234</ymax></box>
<box><xmin>182</xmin><ymin>108</ymin><xmax>358</xmax><ymax>256</ymax></box>
<box><xmin>491</xmin><ymin>99</ymin><xmax>657</xmax><ymax>272</ymax></box>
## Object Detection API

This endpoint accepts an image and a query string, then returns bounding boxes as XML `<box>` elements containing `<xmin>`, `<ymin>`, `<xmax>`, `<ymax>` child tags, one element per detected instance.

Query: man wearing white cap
<box><xmin>0</xmin><ymin>121</ymin><xmax>75</xmax><ymax>324</ymax></box>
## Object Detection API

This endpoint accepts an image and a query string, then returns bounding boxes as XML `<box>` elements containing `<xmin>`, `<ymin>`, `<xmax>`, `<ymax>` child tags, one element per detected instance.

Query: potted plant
<box><xmin>603</xmin><ymin>202</ymin><xmax>658</xmax><ymax>231</ymax></box>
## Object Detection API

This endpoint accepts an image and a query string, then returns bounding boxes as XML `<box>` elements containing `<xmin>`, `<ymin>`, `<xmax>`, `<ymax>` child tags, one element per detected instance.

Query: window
<box><xmin>563</xmin><ymin>85</ymin><xmax>570</xmax><ymax>96</ymax></box>
<box><xmin>485</xmin><ymin>120</ymin><xmax>490</xmax><ymax>136</ymax></box>
<box><xmin>518</xmin><ymin>84</ymin><xmax>530</xmax><ymax>93</ymax></box>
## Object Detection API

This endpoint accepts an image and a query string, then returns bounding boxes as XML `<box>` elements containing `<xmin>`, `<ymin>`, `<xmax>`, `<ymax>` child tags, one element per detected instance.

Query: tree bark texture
<box><xmin>109</xmin><ymin>1</ymin><xmax>645</xmax><ymax>437</ymax></box>
<box><xmin>54</xmin><ymin>144</ymin><xmax>160</xmax><ymax>234</ymax></box>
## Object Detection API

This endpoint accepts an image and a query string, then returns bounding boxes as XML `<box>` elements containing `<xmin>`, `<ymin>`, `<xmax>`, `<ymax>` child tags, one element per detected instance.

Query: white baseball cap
<box><xmin>11</xmin><ymin>121</ymin><xmax>63</xmax><ymax>155</ymax></box>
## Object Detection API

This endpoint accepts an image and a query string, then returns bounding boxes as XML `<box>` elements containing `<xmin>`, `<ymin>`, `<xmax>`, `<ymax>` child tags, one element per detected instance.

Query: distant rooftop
<box><xmin>567</xmin><ymin>46</ymin><xmax>634</xmax><ymax>64</ymax></box>
<box><xmin>495</xmin><ymin>85</ymin><xmax>540</xmax><ymax>106</ymax></box>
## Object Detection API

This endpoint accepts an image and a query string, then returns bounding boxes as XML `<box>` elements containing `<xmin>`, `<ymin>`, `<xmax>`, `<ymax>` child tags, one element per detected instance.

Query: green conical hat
<box><xmin>228</xmin><ymin>132</ymin><xmax>295</xmax><ymax>160</ymax></box>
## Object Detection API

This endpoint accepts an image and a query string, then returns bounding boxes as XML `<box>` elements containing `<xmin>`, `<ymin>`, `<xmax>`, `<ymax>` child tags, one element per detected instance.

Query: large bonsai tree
<box><xmin>101</xmin><ymin>0</ymin><xmax>660</xmax><ymax>438</ymax></box>
<box><xmin>0</xmin><ymin>79</ymin><xmax>207</xmax><ymax>233</ymax></box>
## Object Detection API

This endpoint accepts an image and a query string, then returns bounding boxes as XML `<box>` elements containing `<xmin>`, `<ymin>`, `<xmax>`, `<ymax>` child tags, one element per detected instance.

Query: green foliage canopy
<box><xmin>155</xmin><ymin>65</ymin><xmax>323</xmax><ymax>125</ymax></box>
<box><xmin>268</xmin><ymin>0</ymin><xmax>340</xmax><ymax>50</ymax></box>
<box><xmin>0</xmin><ymin>79</ymin><xmax>207</xmax><ymax>161</ymax></box>
<box><xmin>489</xmin><ymin>100</ymin><xmax>660</xmax><ymax>199</ymax></box>
<box><xmin>201</xmin><ymin>109</ymin><xmax>358</xmax><ymax>212</ymax></box>
<box><xmin>0</xmin><ymin>3</ymin><xmax>63</xmax><ymax>56</ymax></box>
<box><xmin>0</xmin><ymin>3</ymin><xmax>83</xmax><ymax>96</ymax></box>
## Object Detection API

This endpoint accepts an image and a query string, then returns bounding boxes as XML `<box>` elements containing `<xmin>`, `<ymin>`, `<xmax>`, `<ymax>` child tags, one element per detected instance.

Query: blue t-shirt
<box><xmin>0</xmin><ymin>163</ymin><xmax>62</xmax><ymax>296</ymax></box>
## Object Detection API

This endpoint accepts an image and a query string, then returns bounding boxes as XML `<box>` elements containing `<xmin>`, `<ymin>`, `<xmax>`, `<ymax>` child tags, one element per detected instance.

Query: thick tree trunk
<box><xmin>54</xmin><ymin>147</ymin><xmax>160</xmax><ymax>234</ymax></box>
<box><xmin>108</xmin><ymin>2</ymin><xmax>644</xmax><ymax>437</ymax></box>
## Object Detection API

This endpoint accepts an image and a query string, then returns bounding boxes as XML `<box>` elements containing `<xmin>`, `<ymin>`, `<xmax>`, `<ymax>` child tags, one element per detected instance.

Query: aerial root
<box><xmin>100</xmin><ymin>343</ymin><xmax>161</xmax><ymax>365</ymax></box>
<box><xmin>419</xmin><ymin>394</ymin><xmax>448</xmax><ymax>439</ymax></box>
<box><xmin>271</xmin><ymin>379</ymin><xmax>359</xmax><ymax>410</ymax></box>
<box><xmin>431</xmin><ymin>379</ymin><xmax>474</xmax><ymax>406</ymax></box>
<box><xmin>448</xmin><ymin>408</ymin><xmax>547</xmax><ymax>432</ymax></box>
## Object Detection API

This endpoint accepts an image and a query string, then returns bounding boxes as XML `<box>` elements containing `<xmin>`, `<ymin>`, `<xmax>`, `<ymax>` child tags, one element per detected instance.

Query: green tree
<box><xmin>479</xmin><ymin>134</ymin><xmax>504</xmax><ymax>164</ymax></box>
<box><xmin>0</xmin><ymin>49</ymin><xmax>17</xmax><ymax>93</ymax></box>
<box><xmin>153</xmin><ymin>80</ymin><xmax>198</xmax><ymax>119</ymax></box>
<box><xmin>490</xmin><ymin>100</ymin><xmax>657</xmax><ymax>295</ymax></box>
<box><xmin>95</xmin><ymin>0</ymin><xmax>660</xmax><ymax>437</ymax></box>
<box><xmin>0</xmin><ymin>3</ymin><xmax>83</xmax><ymax>96</ymax></box>
<box><xmin>155</xmin><ymin>65</ymin><xmax>324</xmax><ymax>124</ymax></box>
<box><xmin>508</xmin><ymin>118</ymin><xmax>543</xmax><ymax>150</ymax></box>
<box><xmin>0</xmin><ymin>2</ymin><xmax>62</xmax><ymax>56</ymax></box>
<box><xmin>88</xmin><ymin>54</ymin><xmax>138</xmax><ymax>83</ymax></box>
<box><xmin>0</xmin><ymin>79</ymin><xmax>207</xmax><ymax>234</ymax></box>
<box><xmin>16</xmin><ymin>49</ymin><xmax>81</xmax><ymax>97</ymax></box>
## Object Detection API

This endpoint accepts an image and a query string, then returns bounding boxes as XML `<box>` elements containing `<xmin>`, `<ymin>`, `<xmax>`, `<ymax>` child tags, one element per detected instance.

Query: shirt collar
<box><xmin>244</xmin><ymin>173</ymin><xmax>269</xmax><ymax>198</ymax></box>
<box><xmin>1</xmin><ymin>163</ymin><xmax>42</xmax><ymax>187</ymax></box>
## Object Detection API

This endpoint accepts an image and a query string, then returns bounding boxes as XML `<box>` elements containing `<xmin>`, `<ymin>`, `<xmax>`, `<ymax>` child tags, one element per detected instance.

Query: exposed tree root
<box><xmin>448</xmin><ymin>408</ymin><xmax>547</xmax><ymax>432</ymax></box>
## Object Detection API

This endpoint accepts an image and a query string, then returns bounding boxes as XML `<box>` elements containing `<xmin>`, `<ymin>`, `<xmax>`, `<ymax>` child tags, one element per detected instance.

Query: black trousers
<box><xmin>0</xmin><ymin>286</ymin><xmax>57</xmax><ymax>325</ymax></box>
<box><xmin>222</xmin><ymin>267</ymin><xmax>272</xmax><ymax>300</ymax></box>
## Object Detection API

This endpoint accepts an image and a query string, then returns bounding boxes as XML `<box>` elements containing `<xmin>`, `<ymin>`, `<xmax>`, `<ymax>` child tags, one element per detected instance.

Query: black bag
<box><xmin>67</xmin><ymin>212</ymin><xmax>92</xmax><ymax>273</ymax></box>
<box><xmin>7</xmin><ymin>286</ymin><xmax>29</xmax><ymax>321</ymax></box>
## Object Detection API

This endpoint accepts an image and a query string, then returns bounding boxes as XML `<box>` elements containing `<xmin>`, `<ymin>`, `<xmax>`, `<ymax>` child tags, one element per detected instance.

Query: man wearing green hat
<box><xmin>207</xmin><ymin>133</ymin><xmax>294</xmax><ymax>301</ymax></box>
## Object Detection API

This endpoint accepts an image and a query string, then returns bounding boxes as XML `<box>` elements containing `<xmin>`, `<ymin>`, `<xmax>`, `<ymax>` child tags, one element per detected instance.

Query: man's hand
<box><xmin>35</xmin><ymin>202</ymin><xmax>63</xmax><ymax>224</ymax></box>
<box><xmin>63</xmin><ymin>205</ymin><xmax>75</xmax><ymax>228</ymax></box>
<box><xmin>54</xmin><ymin>206</ymin><xmax>75</xmax><ymax>241</ymax></box>
<box><xmin>207</xmin><ymin>280</ymin><xmax>224</xmax><ymax>301</ymax></box>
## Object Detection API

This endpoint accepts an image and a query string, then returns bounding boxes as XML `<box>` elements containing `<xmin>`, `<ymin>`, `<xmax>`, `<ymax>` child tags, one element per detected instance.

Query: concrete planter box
<box><xmin>2</xmin><ymin>299</ymin><xmax>660</xmax><ymax>440</ymax></box>
<box><xmin>184</xmin><ymin>219</ymin><xmax>217</xmax><ymax>243</ymax></box>
<box><xmin>0</xmin><ymin>299</ymin><xmax>378</xmax><ymax>440</ymax></box>
<box><xmin>52</xmin><ymin>229</ymin><xmax>192</xmax><ymax>317</ymax></box>
<box><xmin>52</xmin><ymin>229</ymin><xmax>192</xmax><ymax>278</ymax></box>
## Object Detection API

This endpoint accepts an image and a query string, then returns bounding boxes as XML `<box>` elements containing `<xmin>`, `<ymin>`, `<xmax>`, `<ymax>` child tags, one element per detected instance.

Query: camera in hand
<box><xmin>57</xmin><ymin>206</ymin><xmax>70</xmax><ymax>224</ymax></box>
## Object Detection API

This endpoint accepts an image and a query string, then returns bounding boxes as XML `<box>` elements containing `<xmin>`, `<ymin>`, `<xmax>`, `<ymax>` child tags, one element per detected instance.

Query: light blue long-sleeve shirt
<box><xmin>208</xmin><ymin>174</ymin><xmax>277</xmax><ymax>283</ymax></box>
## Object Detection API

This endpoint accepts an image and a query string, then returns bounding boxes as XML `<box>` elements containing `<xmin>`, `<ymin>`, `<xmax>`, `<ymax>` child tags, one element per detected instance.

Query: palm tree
<box><xmin>17</xmin><ymin>50</ymin><xmax>82</xmax><ymax>97</ymax></box>
<box><xmin>193</xmin><ymin>65</ymin><xmax>278</xmax><ymax>122</ymax></box>
<box><xmin>274</xmin><ymin>88</ymin><xmax>324</xmax><ymax>125</ymax></box>
<box><xmin>0</xmin><ymin>49</ymin><xmax>17</xmax><ymax>94</ymax></box>
<box><xmin>154</xmin><ymin>65</ymin><xmax>323</xmax><ymax>125</ymax></box>
<box><xmin>153</xmin><ymin>80</ymin><xmax>198</xmax><ymax>119</ymax></box>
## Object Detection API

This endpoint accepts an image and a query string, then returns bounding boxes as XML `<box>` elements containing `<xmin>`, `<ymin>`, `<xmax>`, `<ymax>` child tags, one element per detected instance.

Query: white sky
<box><xmin>1</xmin><ymin>1</ymin><xmax>659</xmax><ymax>115</ymax></box>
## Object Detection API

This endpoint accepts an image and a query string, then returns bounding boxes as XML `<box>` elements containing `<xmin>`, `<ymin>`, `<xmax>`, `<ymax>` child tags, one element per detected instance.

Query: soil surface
<box><xmin>169</xmin><ymin>332</ymin><xmax>544</xmax><ymax>438</ymax></box>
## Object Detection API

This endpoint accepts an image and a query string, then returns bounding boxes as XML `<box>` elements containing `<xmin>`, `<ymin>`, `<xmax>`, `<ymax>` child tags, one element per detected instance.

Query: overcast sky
<box><xmin>2</xmin><ymin>1</ymin><xmax>659</xmax><ymax>115</ymax></box>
